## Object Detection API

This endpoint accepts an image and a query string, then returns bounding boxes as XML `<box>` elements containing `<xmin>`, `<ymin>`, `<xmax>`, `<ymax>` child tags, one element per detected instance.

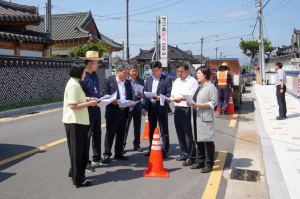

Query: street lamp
<box><xmin>220</xmin><ymin>51</ymin><xmax>230</xmax><ymax>59</ymax></box>
<box><xmin>200</xmin><ymin>35</ymin><xmax>218</xmax><ymax>65</ymax></box>
<box><xmin>223</xmin><ymin>54</ymin><xmax>233</xmax><ymax>58</ymax></box>
<box><xmin>215</xmin><ymin>46</ymin><xmax>228</xmax><ymax>59</ymax></box>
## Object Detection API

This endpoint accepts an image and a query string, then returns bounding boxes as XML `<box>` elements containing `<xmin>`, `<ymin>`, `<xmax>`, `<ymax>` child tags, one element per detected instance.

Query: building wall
<box><xmin>0</xmin><ymin>55</ymin><xmax>105</xmax><ymax>108</ymax></box>
<box><xmin>265</xmin><ymin>58</ymin><xmax>300</xmax><ymax>97</ymax></box>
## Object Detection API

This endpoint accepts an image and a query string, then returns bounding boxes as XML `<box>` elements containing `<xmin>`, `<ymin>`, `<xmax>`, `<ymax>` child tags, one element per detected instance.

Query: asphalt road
<box><xmin>0</xmin><ymin>93</ymin><xmax>244</xmax><ymax>199</ymax></box>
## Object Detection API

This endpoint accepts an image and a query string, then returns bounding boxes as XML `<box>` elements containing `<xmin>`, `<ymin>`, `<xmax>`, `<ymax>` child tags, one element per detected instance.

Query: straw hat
<box><xmin>79</xmin><ymin>51</ymin><xmax>104</xmax><ymax>60</ymax></box>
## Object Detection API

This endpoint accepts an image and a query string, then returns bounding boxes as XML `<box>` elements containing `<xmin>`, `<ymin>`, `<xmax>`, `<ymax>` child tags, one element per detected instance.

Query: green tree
<box><xmin>239</xmin><ymin>38</ymin><xmax>276</xmax><ymax>58</ymax></box>
<box><xmin>48</xmin><ymin>53</ymin><xmax>61</xmax><ymax>58</ymax></box>
<box><xmin>67</xmin><ymin>39</ymin><xmax>108</xmax><ymax>59</ymax></box>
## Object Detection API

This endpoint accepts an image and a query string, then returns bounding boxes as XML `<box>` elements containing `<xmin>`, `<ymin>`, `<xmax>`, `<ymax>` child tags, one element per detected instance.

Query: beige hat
<box><xmin>79</xmin><ymin>51</ymin><xmax>104</xmax><ymax>60</ymax></box>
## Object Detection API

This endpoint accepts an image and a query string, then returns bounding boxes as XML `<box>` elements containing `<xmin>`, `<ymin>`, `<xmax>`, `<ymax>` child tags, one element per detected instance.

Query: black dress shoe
<box><xmin>223</xmin><ymin>110</ymin><xmax>228</xmax><ymax>115</ymax></box>
<box><xmin>134</xmin><ymin>146</ymin><xmax>143</xmax><ymax>152</ymax></box>
<box><xmin>114</xmin><ymin>154</ymin><xmax>129</xmax><ymax>160</ymax></box>
<box><xmin>162</xmin><ymin>151</ymin><xmax>168</xmax><ymax>159</ymax></box>
<box><xmin>276</xmin><ymin>116</ymin><xmax>286</xmax><ymax>120</ymax></box>
<box><xmin>76</xmin><ymin>181</ymin><xmax>92</xmax><ymax>188</ymax></box>
<box><xmin>201</xmin><ymin>166</ymin><xmax>213</xmax><ymax>173</ymax></box>
<box><xmin>144</xmin><ymin>151</ymin><xmax>150</xmax><ymax>156</ymax></box>
<box><xmin>182</xmin><ymin>159</ymin><xmax>195</xmax><ymax>166</ymax></box>
<box><xmin>219</xmin><ymin>111</ymin><xmax>222</xmax><ymax>115</ymax></box>
<box><xmin>190</xmin><ymin>162</ymin><xmax>205</xmax><ymax>169</ymax></box>
<box><xmin>122</xmin><ymin>150</ymin><xmax>127</xmax><ymax>154</ymax></box>
<box><xmin>102</xmin><ymin>157</ymin><xmax>110</xmax><ymax>165</ymax></box>
<box><xmin>176</xmin><ymin>156</ymin><xmax>187</xmax><ymax>161</ymax></box>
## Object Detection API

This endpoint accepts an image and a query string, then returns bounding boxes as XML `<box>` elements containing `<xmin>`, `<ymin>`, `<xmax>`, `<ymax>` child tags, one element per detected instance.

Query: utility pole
<box><xmin>215</xmin><ymin>46</ymin><xmax>227</xmax><ymax>59</ymax></box>
<box><xmin>200</xmin><ymin>37</ymin><xmax>203</xmax><ymax>65</ymax></box>
<box><xmin>258</xmin><ymin>0</ymin><xmax>265</xmax><ymax>85</ymax></box>
<box><xmin>126</xmin><ymin>0</ymin><xmax>129</xmax><ymax>63</ymax></box>
<box><xmin>122</xmin><ymin>41</ymin><xmax>124</xmax><ymax>60</ymax></box>
<box><xmin>45</xmin><ymin>0</ymin><xmax>52</xmax><ymax>56</ymax></box>
<box><xmin>157</xmin><ymin>16</ymin><xmax>160</xmax><ymax>61</ymax></box>
<box><xmin>220</xmin><ymin>52</ymin><xmax>222</xmax><ymax>59</ymax></box>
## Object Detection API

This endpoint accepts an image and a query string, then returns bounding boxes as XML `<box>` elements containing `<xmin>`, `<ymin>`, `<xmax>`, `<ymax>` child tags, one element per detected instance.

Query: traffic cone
<box><xmin>227</xmin><ymin>94</ymin><xmax>236</xmax><ymax>114</ymax></box>
<box><xmin>143</xmin><ymin>128</ymin><xmax>169</xmax><ymax>178</ymax></box>
<box><xmin>215</xmin><ymin>105</ymin><xmax>220</xmax><ymax>113</ymax></box>
<box><xmin>141</xmin><ymin>113</ymin><xmax>149</xmax><ymax>140</ymax></box>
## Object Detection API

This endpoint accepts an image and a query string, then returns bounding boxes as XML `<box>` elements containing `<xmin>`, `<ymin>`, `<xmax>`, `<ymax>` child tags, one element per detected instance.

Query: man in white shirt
<box><xmin>170</xmin><ymin>62</ymin><xmax>198</xmax><ymax>167</ymax></box>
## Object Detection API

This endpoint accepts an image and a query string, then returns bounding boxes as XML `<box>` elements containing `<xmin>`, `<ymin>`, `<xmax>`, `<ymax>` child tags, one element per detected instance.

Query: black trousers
<box><xmin>86</xmin><ymin>106</ymin><xmax>102</xmax><ymax>163</ymax></box>
<box><xmin>65</xmin><ymin>123</ymin><xmax>89</xmax><ymax>185</ymax></box>
<box><xmin>123</xmin><ymin>106</ymin><xmax>142</xmax><ymax>148</ymax></box>
<box><xmin>148</xmin><ymin>104</ymin><xmax>169</xmax><ymax>153</ymax></box>
<box><xmin>276</xmin><ymin>85</ymin><xmax>287</xmax><ymax>117</ymax></box>
<box><xmin>174</xmin><ymin>107</ymin><xmax>196</xmax><ymax>160</ymax></box>
<box><xmin>196</xmin><ymin>142</ymin><xmax>215</xmax><ymax>167</ymax></box>
<box><xmin>104</xmin><ymin>110</ymin><xmax>127</xmax><ymax>157</ymax></box>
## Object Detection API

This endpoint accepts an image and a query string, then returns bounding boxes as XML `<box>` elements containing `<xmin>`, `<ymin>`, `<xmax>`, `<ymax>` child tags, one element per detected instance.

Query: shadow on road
<box><xmin>0</xmin><ymin>144</ymin><xmax>46</xmax><ymax>183</ymax></box>
<box><xmin>86</xmin><ymin>168</ymin><xmax>181</xmax><ymax>185</ymax></box>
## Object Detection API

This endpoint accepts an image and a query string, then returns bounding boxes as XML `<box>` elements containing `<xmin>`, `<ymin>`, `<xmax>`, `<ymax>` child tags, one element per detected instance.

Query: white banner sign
<box><xmin>160</xmin><ymin>16</ymin><xmax>168</xmax><ymax>67</ymax></box>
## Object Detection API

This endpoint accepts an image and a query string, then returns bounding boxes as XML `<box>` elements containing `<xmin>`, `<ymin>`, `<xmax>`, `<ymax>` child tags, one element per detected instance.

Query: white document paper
<box><xmin>117</xmin><ymin>99</ymin><xmax>140</xmax><ymax>108</ymax></box>
<box><xmin>99</xmin><ymin>91</ymin><xmax>117</xmax><ymax>100</ymax></box>
<box><xmin>160</xmin><ymin>94</ymin><xmax>175</xmax><ymax>106</ymax></box>
<box><xmin>137</xmin><ymin>85</ymin><xmax>144</xmax><ymax>95</ymax></box>
<box><xmin>181</xmin><ymin>94</ymin><xmax>196</xmax><ymax>105</ymax></box>
<box><xmin>97</xmin><ymin>91</ymin><xmax>117</xmax><ymax>108</ymax></box>
<box><xmin>144</xmin><ymin>92</ymin><xmax>157</xmax><ymax>98</ymax></box>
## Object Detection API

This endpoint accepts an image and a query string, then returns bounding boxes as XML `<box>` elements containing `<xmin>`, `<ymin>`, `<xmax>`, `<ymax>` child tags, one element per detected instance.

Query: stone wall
<box><xmin>0</xmin><ymin>54</ymin><xmax>105</xmax><ymax>108</ymax></box>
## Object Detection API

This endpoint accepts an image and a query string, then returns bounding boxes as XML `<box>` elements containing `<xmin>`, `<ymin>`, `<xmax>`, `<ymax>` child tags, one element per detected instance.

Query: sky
<box><xmin>8</xmin><ymin>0</ymin><xmax>299</xmax><ymax>65</ymax></box>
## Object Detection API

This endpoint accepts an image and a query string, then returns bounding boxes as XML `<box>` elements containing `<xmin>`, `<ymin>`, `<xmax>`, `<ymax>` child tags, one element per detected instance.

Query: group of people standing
<box><xmin>62</xmin><ymin>51</ymin><xmax>218</xmax><ymax>188</ymax></box>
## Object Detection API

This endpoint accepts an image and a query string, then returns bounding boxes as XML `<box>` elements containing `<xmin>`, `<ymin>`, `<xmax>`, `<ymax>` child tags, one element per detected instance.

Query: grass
<box><xmin>0</xmin><ymin>98</ymin><xmax>63</xmax><ymax>112</ymax></box>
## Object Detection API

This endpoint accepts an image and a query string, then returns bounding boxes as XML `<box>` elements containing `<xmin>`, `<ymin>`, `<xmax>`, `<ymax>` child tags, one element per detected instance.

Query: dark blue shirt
<box><xmin>79</xmin><ymin>71</ymin><xmax>101</xmax><ymax>99</ymax></box>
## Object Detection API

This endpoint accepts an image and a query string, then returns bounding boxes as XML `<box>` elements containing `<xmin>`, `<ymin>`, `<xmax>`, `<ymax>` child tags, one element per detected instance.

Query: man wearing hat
<box><xmin>214</xmin><ymin>63</ymin><xmax>233</xmax><ymax>115</ymax></box>
<box><xmin>79</xmin><ymin>51</ymin><xmax>104</xmax><ymax>172</ymax></box>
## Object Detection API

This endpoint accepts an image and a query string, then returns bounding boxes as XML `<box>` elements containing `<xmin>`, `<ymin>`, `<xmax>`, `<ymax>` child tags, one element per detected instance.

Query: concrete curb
<box><xmin>252</xmin><ymin>84</ymin><xmax>291</xmax><ymax>199</ymax></box>
<box><xmin>0</xmin><ymin>101</ymin><xmax>63</xmax><ymax>119</ymax></box>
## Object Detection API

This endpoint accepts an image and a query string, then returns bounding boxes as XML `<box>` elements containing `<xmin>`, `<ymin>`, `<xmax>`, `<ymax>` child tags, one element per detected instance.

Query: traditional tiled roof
<box><xmin>0</xmin><ymin>30</ymin><xmax>54</xmax><ymax>44</ymax></box>
<box><xmin>0</xmin><ymin>1</ymin><xmax>42</xmax><ymax>24</ymax></box>
<box><xmin>132</xmin><ymin>45</ymin><xmax>198</xmax><ymax>62</ymax></box>
<box><xmin>27</xmin><ymin>12</ymin><xmax>123</xmax><ymax>49</ymax></box>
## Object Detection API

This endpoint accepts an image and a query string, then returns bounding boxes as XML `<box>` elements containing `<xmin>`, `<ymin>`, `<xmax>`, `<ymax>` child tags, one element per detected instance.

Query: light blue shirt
<box><xmin>275</xmin><ymin>69</ymin><xmax>286</xmax><ymax>86</ymax></box>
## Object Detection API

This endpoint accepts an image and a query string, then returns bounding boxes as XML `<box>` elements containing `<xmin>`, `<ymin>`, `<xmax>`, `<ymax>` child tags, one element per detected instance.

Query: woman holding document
<box><xmin>188</xmin><ymin>66</ymin><xmax>218</xmax><ymax>173</ymax></box>
<box><xmin>62</xmin><ymin>62</ymin><xmax>99</xmax><ymax>187</ymax></box>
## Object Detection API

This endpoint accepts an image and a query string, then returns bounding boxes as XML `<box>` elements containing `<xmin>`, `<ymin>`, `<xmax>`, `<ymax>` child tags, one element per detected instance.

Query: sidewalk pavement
<box><xmin>254</xmin><ymin>83</ymin><xmax>300</xmax><ymax>199</ymax></box>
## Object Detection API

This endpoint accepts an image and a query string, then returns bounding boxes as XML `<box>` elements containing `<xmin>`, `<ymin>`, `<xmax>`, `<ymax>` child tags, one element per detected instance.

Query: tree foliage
<box><xmin>239</xmin><ymin>38</ymin><xmax>276</xmax><ymax>58</ymax></box>
<box><xmin>48</xmin><ymin>53</ymin><xmax>61</xmax><ymax>58</ymax></box>
<box><xmin>67</xmin><ymin>39</ymin><xmax>108</xmax><ymax>59</ymax></box>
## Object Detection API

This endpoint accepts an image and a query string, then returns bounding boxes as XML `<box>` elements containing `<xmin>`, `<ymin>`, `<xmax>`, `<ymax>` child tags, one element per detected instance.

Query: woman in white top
<box><xmin>188</xmin><ymin>66</ymin><xmax>218</xmax><ymax>173</ymax></box>
<box><xmin>62</xmin><ymin>62</ymin><xmax>99</xmax><ymax>188</ymax></box>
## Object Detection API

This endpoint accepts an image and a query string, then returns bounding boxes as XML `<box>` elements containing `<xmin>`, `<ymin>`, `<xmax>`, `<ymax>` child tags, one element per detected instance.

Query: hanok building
<box><xmin>264</xmin><ymin>28</ymin><xmax>300</xmax><ymax>98</ymax></box>
<box><xmin>131</xmin><ymin>45</ymin><xmax>198</xmax><ymax>79</ymax></box>
<box><xmin>27</xmin><ymin>11</ymin><xmax>123</xmax><ymax>79</ymax></box>
<box><xmin>0</xmin><ymin>1</ymin><xmax>54</xmax><ymax>57</ymax></box>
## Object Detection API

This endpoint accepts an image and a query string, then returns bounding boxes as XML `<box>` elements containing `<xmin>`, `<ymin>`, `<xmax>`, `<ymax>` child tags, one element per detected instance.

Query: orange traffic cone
<box><xmin>143</xmin><ymin>128</ymin><xmax>169</xmax><ymax>178</ymax></box>
<box><xmin>214</xmin><ymin>106</ymin><xmax>219</xmax><ymax>113</ymax></box>
<box><xmin>227</xmin><ymin>94</ymin><xmax>236</xmax><ymax>114</ymax></box>
<box><xmin>141</xmin><ymin>113</ymin><xmax>149</xmax><ymax>140</ymax></box>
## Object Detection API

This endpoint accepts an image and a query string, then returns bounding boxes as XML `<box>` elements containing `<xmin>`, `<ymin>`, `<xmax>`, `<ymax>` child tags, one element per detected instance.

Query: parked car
<box><xmin>243</xmin><ymin>72</ymin><xmax>251</xmax><ymax>86</ymax></box>
<box><xmin>249</xmin><ymin>73</ymin><xmax>256</xmax><ymax>81</ymax></box>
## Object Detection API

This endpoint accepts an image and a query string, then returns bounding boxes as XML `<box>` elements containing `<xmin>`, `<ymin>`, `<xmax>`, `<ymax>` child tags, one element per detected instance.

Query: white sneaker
<box><xmin>92</xmin><ymin>161</ymin><xmax>100</xmax><ymax>165</ymax></box>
